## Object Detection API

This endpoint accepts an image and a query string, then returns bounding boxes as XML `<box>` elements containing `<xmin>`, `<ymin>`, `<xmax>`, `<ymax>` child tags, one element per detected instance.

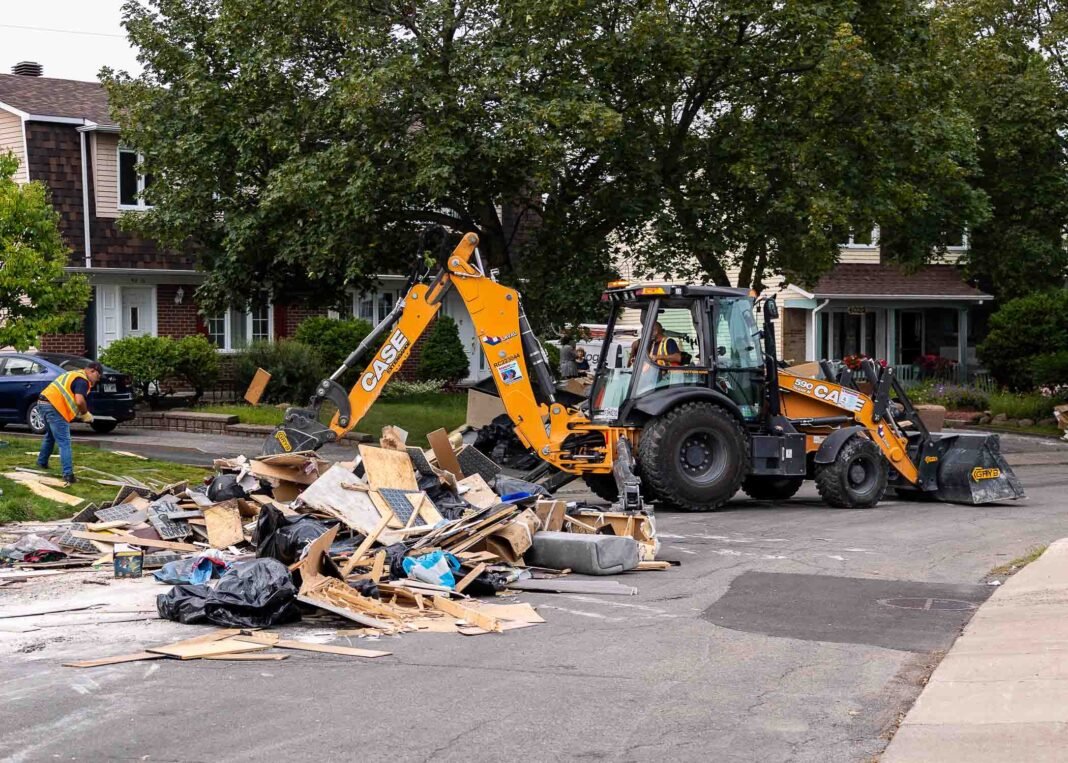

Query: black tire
<box><xmin>814</xmin><ymin>436</ymin><xmax>888</xmax><ymax>508</ymax></box>
<box><xmin>26</xmin><ymin>403</ymin><xmax>46</xmax><ymax>435</ymax></box>
<box><xmin>583</xmin><ymin>474</ymin><xmax>618</xmax><ymax>504</ymax></box>
<box><xmin>90</xmin><ymin>420</ymin><xmax>119</xmax><ymax>434</ymax></box>
<box><xmin>742</xmin><ymin>476</ymin><xmax>804</xmax><ymax>501</ymax></box>
<box><xmin>637</xmin><ymin>401</ymin><xmax>748</xmax><ymax>511</ymax></box>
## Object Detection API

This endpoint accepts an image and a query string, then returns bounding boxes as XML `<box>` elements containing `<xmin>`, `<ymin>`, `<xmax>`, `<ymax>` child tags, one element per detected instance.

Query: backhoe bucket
<box><xmin>930</xmin><ymin>433</ymin><xmax>1025</xmax><ymax>505</ymax></box>
<box><xmin>261</xmin><ymin>408</ymin><xmax>337</xmax><ymax>456</ymax></box>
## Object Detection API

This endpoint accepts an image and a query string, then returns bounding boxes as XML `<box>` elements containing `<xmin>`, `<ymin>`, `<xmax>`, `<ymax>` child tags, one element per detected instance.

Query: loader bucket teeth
<box><xmin>932</xmin><ymin>433</ymin><xmax>1025</xmax><ymax>505</ymax></box>
<box><xmin>261</xmin><ymin>408</ymin><xmax>337</xmax><ymax>456</ymax></box>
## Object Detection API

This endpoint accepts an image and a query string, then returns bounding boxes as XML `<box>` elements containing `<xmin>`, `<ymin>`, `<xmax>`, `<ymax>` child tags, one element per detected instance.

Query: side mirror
<box><xmin>764</xmin><ymin>300</ymin><xmax>779</xmax><ymax>320</ymax></box>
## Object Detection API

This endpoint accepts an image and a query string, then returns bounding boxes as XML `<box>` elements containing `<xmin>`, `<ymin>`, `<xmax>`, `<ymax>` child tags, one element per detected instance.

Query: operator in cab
<box><xmin>36</xmin><ymin>361</ymin><xmax>103</xmax><ymax>486</ymax></box>
<box><xmin>649</xmin><ymin>322</ymin><xmax>682</xmax><ymax>366</ymax></box>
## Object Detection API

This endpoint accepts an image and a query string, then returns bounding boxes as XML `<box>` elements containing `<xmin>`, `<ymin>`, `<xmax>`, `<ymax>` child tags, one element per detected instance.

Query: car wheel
<box><xmin>90</xmin><ymin>420</ymin><xmax>118</xmax><ymax>434</ymax></box>
<box><xmin>27</xmin><ymin>403</ymin><xmax>46</xmax><ymax>435</ymax></box>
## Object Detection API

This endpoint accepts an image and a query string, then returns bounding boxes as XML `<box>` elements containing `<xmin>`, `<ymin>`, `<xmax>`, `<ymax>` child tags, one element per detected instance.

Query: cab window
<box><xmin>714</xmin><ymin>298</ymin><xmax>762</xmax><ymax>369</ymax></box>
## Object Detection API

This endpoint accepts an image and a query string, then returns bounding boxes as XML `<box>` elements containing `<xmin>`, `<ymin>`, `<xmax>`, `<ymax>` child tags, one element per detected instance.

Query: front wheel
<box><xmin>814</xmin><ymin>436</ymin><xmax>888</xmax><ymax>508</ymax></box>
<box><xmin>90</xmin><ymin>420</ymin><xmax>119</xmax><ymax>434</ymax></box>
<box><xmin>637</xmin><ymin>402</ymin><xmax>747</xmax><ymax>511</ymax></box>
<box><xmin>27</xmin><ymin>403</ymin><xmax>46</xmax><ymax>435</ymax></box>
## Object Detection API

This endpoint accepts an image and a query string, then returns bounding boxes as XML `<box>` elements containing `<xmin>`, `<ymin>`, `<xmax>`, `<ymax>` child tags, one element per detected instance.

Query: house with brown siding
<box><xmin>0</xmin><ymin>63</ymin><xmax>490</xmax><ymax>383</ymax></box>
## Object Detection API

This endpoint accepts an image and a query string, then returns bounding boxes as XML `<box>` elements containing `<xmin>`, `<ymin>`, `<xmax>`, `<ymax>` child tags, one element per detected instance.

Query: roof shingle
<box><xmin>805</xmin><ymin>264</ymin><xmax>991</xmax><ymax>299</ymax></box>
<box><xmin>0</xmin><ymin>73</ymin><xmax>115</xmax><ymax>127</ymax></box>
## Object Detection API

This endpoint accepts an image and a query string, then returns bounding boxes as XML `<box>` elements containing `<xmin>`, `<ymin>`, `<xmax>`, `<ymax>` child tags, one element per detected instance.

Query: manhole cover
<box><xmin>878</xmin><ymin>597</ymin><xmax>977</xmax><ymax>612</ymax></box>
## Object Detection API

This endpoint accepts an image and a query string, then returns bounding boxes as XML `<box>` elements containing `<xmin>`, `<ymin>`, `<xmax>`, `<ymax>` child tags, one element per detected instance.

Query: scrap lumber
<box><xmin>456</xmin><ymin>474</ymin><xmax>498</xmax><ymax>510</ymax></box>
<box><xmin>234</xmin><ymin>635</ymin><xmax>391</xmax><ymax>659</ymax></box>
<box><xmin>147</xmin><ymin>638</ymin><xmax>272</xmax><ymax>660</ymax></box>
<box><xmin>296</xmin><ymin>465</ymin><xmax>401</xmax><ymax>542</ymax></box>
<box><xmin>0</xmin><ymin>603</ymin><xmax>102</xmax><ymax>619</ymax></box>
<box><xmin>295</xmin><ymin>595</ymin><xmax>396</xmax><ymax>630</ymax></box>
<box><xmin>432</xmin><ymin>595</ymin><xmax>502</xmax><ymax>633</ymax></box>
<box><xmin>340</xmin><ymin>513</ymin><xmax>391</xmax><ymax>576</ymax></box>
<box><xmin>203</xmin><ymin>503</ymin><xmax>243</xmax><ymax>549</ymax></box>
<box><xmin>427</xmin><ymin>428</ymin><xmax>464</xmax><ymax>478</ymax></box>
<box><xmin>71</xmin><ymin>531</ymin><xmax>197</xmax><ymax>552</ymax></box>
<box><xmin>64</xmin><ymin>652</ymin><xmax>165</xmax><ymax>669</ymax></box>
<box><xmin>294</xmin><ymin>525</ymin><xmax>340</xmax><ymax>589</ymax></box>
<box><xmin>111</xmin><ymin>450</ymin><xmax>149</xmax><ymax>460</ymax></box>
<box><xmin>454</xmin><ymin>563</ymin><xmax>486</xmax><ymax>593</ymax></box>
<box><xmin>204</xmin><ymin>653</ymin><xmax>288</xmax><ymax>661</ymax></box>
<box><xmin>3</xmin><ymin>474</ymin><xmax>84</xmax><ymax>506</ymax></box>
<box><xmin>4</xmin><ymin>470</ymin><xmax>68</xmax><ymax>488</ymax></box>
<box><xmin>244</xmin><ymin>367</ymin><xmax>271</xmax><ymax>405</ymax></box>
<box><xmin>359</xmin><ymin>445</ymin><xmax>419</xmax><ymax>491</ymax></box>
<box><xmin>380</xmin><ymin>425</ymin><xmax>409</xmax><ymax>451</ymax></box>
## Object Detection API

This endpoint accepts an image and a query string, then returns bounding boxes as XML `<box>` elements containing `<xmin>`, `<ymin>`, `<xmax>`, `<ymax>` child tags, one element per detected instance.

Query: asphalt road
<box><xmin>2</xmin><ymin>433</ymin><xmax>1068</xmax><ymax>762</ymax></box>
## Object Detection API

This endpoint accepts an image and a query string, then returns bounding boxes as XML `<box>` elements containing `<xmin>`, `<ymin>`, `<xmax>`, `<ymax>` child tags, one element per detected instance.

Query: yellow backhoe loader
<box><xmin>264</xmin><ymin>232</ymin><xmax>1024</xmax><ymax>511</ymax></box>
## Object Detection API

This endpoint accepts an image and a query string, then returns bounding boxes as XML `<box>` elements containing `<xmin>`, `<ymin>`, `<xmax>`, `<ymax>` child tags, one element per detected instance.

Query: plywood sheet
<box><xmin>235</xmin><ymin>635</ymin><xmax>391</xmax><ymax>658</ymax></box>
<box><xmin>359</xmin><ymin>445</ymin><xmax>418</xmax><ymax>491</ymax></box>
<box><xmin>427</xmin><ymin>428</ymin><xmax>463</xmax><ymax>478</ymax></box>
<box><xmin>244</xmin><ymin>368</ymin><xmax>272</xmax><ymax>405</ymax></box>
<box><xmin>71</xmin><ymin>531</ymin><xmax>196</xmax><ymax>552</ymax></box>
<box><xmin>297</xmin><ymin>465</ymin><xmax>400</xmax><ymax>542</ymax></box>
<box><xmin>203</xmin><ymin>503</ymin><xmax>243</xmax><ymax>549</ymax></box>
<box><xmin>64</xmin><ymin>652</ymin><xmax>164</xmax><ymax>668</ymax></box>
<box><xmin>147</xmin><ymin>638</ymin><xmax>271</xmax><ymax>660</ymax></box>
<box><xmin>457</xmin><ymin>474</ymin><xmax>499</xmax><ymax>509</ymax></box>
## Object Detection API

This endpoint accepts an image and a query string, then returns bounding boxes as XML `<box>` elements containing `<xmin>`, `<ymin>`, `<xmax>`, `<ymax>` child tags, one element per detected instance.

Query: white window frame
<box><xmin>204</xmin><ymin>302</ymin><xmax>274</xmax><ymax>352</ymax></box>
<box><xmin>842</xmin><ymin>226</ymin><xmax>880</xmax><ymax>248</ymax></box>
<box><xmin>117</xmin><ymin>146</ymin><xmax>152</xmax><ymax>211</ymax></box>
<box><xmin>946</xmin><ymin>229</ymin><xmax>969</xmax><ymax>252</ymax></box>
<box><xmin>350</xmin><ymin>287</ymin><xmax>400</xmax><ymax>326</ymax></box>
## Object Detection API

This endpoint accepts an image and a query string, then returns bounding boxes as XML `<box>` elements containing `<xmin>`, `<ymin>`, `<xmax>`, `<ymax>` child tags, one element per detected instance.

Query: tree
<box><xmin>418</xmin><ymin>315</ymin><xmax>468</xmax><ymax>382</ymax></box>
<box><xmin>936</xmin><ymin>0</ymin><xmax>1068</xmax><ymax>299</ymax></box>
<box><xmin>0</xmin><ymin>153</ymin><xmax>90</xmax><ymax>349</ymax></box>
<box><xmin>977</xmin><ymin>291</ymin><xmax>1068</xmax><ymax>390</ymax></box>
<box><xmin>105</xmin><ymin>0</ymin><xmax>987</xmax><ymax>331</ymax></box>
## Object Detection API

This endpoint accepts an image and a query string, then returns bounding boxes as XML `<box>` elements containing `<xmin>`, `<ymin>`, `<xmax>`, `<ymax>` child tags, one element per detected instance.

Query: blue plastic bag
<box><xmin>401</xmin><ymin>551</ymin><xmax>462</xmax><ymax>589</ymax></box>
<box><xmin>153</xmin><ymin>550</ymin><xmax>228</xmax><ymax>585</ymax></box>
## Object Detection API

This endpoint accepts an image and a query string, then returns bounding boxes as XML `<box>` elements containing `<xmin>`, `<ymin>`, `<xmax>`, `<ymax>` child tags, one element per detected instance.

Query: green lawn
<box><xmin>0</xmin><ymin>436</ymin><xmax>209</xmax><ymax>524</ymax></box>
<box><xmin>197</xmin><ymin>392</ymin><xmax>469</xmax><ymax>446</ymax></box>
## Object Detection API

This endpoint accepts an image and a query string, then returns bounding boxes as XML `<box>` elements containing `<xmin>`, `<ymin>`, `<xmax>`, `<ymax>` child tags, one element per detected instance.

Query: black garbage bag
<box><xmin>254</xmin><ymin>504</ymin><xmax>331</xmax><ymax>564</ymax></box>
<box><xmin>474</xmin><ymin>414</ymin><xmax>540</xmax><ymax>471</ymax></box>
<box><xmin>416</xmin><ymin>472</ymin><xmax>468</xmax><ymax>520</ymax></box>
<box><xmin>491</xmin><ymin>474</ymin><xmax>550</xmax><ymax>501</ymax></box>
<box><xmin>156</xmin><ymin>559</ymin><xmax>301</xmax><ymax>628</ymax></box>
<box><xmin>207</xmin><ymin>473</ymin><xmax>247</xmax><ymax>502</ymax></box>
<box><xmin>202</xmin><ymin>559</ymin><xmax>301</xmax><ymax>628</ymax></box>
<box><xmin>156</xmin><ymin>583</ymin><xmax>210</xmax><ymax>624</ymax></box>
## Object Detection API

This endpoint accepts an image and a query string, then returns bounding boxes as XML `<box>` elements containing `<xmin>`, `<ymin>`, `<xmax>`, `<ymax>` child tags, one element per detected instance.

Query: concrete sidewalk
<box><xmin>883</xmin><ymin>538</ymin><xmax>1068</xmax><ymax>762</ymax></box>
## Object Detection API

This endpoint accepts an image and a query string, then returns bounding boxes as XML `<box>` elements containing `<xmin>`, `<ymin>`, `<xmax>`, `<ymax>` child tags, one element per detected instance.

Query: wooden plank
<box><xmin>203</xmin><ymin>653</ymin><xmax>288</xmax><ymax>662</ymax></box>
<box><xmin>341</xmin><ymin>513</ymin><xmax>391</xmax><ymax>577</ymax></box>
<box><xmin>456</xmin><ymin>474</ymin><xmax>498</xmax><ymax>510</ymax></box>
<box><xmin>146</xmin><ymin>638</ymin><xmax>272</xmax><ymax>660</ymax></box>
<box><xmin>64</xmin><ymin>652</ymin><xmax>165</xmax><ymax>668</ymax></box>
<box><xmin>413</xmin><ymin>493</ymin><xmax>444</xmax><ymax>525</ymax></box>
<box><xmin>160</xmin><ymin>629</ymin><xmax>243</xmax><ymax>647</ymax></box>
<box><xmin>427</xmin><ymin>428</ymin><xmax>464</xmax><ymax>478</ymax></box>
<box><xmin>507</xmin><ymin>578</ymin><xmax>639</xmax><ymax>596</ymax></box>
<box><xmin>203</xmin><ymin>503</ymin><xmax>243</xmax><ymax>549</ymax></box>
<box><xmin>3</xmin><ymin>471</ymin><xmax>68</xmax><ymax>488</ymax></box>
<box><xmin>636</xmin><ymin>560</ymin><xmax>673</xmax><ymax>571</ymax></box>
<box><xmin>296</xmin><ymin>465</ymin><xmax>400</xmax><ymax>541</ymax></box>
<box><xmin>432</xmin><ymin>595</ymin><xmax>502</xmax><ymax>633</ymax></box>
<box><xmin>454</xmin><ymin>562</ymin><xmax>486</xmax><ymax>593</ymax></box>
<box><xmin>263</xmin><ymin>638</ymin><xmax>391</xmax><ymax>659</ymax></box>
<box><xmin>0</xmin><ymin>603</ymin><xmax>102</xmax><ymax>620</ymax></box>
<box><xmin>369</xmin><ymin>549</ymin><xmax>386</xmax><ymax>583</ymax></box>
<box><xmin>465</xmin><ymin>601</ymin><xmax>545</xmax><ymax>624</ymax></box>
<box><xmin>243</xmin><ymin>367</ymin><xmax>272</xmax><ymax>406</ymax></box>
<box><xmin>359</xmin><ymin>445</ymin><xmax>418</xmax><ymax>491</ymax></box>
<box><xmin>5</xmin><ymin>476</ymin><xmax>84</xmax><ymax>506</ymax></box>
<box><xmin>71</xmin><ymin>531</ymin><xmax>197</xmax><ymax>552</ymax></box>
<box><xmin>111</xmin><ymin>450</ymin><xmax>149</xmax><ymax>460</ymax></box>
<box><xmin>295</xmin><ymin>594</ymin><xmax>396</xmax><ymax>630</ymax></box>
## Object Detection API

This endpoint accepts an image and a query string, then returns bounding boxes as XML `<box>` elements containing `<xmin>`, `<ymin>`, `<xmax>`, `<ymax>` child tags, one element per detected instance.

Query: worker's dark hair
<box><xmin>86</xmin><ymin>361</ymin><xmax>104</xmax><ymax>374</ymax></box>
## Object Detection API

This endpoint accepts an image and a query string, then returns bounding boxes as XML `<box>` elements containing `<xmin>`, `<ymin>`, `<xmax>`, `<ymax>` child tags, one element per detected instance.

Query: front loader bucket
<box><xmin>261</xmin><ymin>408</ymin><xmax>337</xmax><ymax>456</ymax></box>
<box><xmin>931</xmin><ymin>433</ymin><xmax>1025</xmax><ymax>505</ymax></box>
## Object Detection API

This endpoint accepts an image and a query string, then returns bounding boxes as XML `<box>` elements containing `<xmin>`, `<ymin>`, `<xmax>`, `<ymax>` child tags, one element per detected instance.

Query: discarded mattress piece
<box><xmin>526</xmin><ymin>531</ymin><xmax>640</xmax><ymax>576</ymax></box>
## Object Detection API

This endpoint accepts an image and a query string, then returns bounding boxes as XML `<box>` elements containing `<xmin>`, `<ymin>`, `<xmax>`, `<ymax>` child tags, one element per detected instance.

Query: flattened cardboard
<box><xmin>244</xmin><ymin>368</ymin><xmax>271</xmax><ymax>405</ymax></box>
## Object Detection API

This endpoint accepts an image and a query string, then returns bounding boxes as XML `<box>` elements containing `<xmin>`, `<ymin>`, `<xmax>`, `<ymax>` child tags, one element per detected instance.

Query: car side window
<box><xmin>0</xmin><ymin>358</ymin><xmax>43</xmax><ymax>376</ymax></box>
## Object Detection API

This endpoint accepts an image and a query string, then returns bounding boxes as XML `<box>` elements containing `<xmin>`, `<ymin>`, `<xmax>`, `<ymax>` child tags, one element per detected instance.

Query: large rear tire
<box><xmin>742</xmin><ymin>476</ymin><xmax>804</xmax><ymax>501</ymax></box>
<box><xmin>814</xmin><ymin>436</ymin><xmax>887</xmax><ymax>508</ymax></box>
<box><xmin>637</xmin><ymin>402</ymin><xmax>747</xmax><ymax>511</ymax></box>
<box><xmin>583</xmin><ymin>474</ymin><xmax>619</xmax><ymax>504</ymax></box>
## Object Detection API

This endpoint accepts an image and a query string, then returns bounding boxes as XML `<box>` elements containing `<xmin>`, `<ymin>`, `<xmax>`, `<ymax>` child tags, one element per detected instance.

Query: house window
<box><xmin>946</xmin><ymin>229</ymin><xmax>968</xmax><ymax>249</ymax></box>
<box><xmin>118</xmin><ymin>148</ymin><xmax>153</xmax><ymax>209</ymax></box>
<box><xmin>204</xmin><ymin>301</ymin><xmax>274</xmax><ymax>351</ymax></box>
<box><xmin>842</xmin><ymin>225</ymin><xmax>879</xmax><ymax>248</ymax></box>
<box><xmin>351</xmin><ymin>287</ymin><xmax>399</xmax><ymax>326</ymax></box>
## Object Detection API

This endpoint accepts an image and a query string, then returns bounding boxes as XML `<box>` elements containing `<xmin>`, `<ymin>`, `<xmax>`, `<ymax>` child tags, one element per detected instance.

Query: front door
<box><xmin>898</xmin><ymin>311</ymin><xmax>924</xmax><ymax>365</ymax></box>
<box><xmin>121</xmin><ymin>287</ymin><xmax>153</xmax><ymax>338</ymax></box>
<box><xmin>443</xmin><ymin>291</ymin><xmax>488</xmax><ymax>383</ymax></box>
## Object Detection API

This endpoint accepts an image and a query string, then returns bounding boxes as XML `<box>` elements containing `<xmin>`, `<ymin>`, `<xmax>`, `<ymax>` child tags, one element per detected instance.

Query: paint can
<box><xmin>113</xmin><ymin>543</ymin><xmax>144</xmax><ymax>578</ymax></box>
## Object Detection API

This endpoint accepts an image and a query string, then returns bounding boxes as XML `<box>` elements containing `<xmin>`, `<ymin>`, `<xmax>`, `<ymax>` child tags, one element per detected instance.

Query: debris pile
<box><xmin>2</xmin><ymin>424</ymin><xmax>671</xmax><ymax>664</ymax></box>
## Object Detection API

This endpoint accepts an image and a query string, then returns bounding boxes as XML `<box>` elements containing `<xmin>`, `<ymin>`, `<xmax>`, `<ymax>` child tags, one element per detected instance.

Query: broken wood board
<box><xmin>636</xmin><ymin>560</ymin><xmax>673</xmax><ymax>571</ymax></box>
<box><xmin>249</xmin><ymin>454</ymin><xmax>328</xmax><ymax>486</ymax></box>
<box><xmin>3</xmin><ymin>471</ymin><xmax>68</xmax><ymax>488</ymax></box>
<box><xmin>4</xmin><ymin>475</ymin><xmax>84</xmax><ymax>506</ymax></box>
<box><xmin>147</xmin><ymin>638</ymin><xmax>272</xmax><ymax>660</ymax></box>
<box><xmin>432</xmin><ymin>595</ymin><xmax>501</xmax><ymax>633</ymax></box>
<box><xmin>295</xmin><ymin>525</ymin><xmax>340</xmax><ymax>592</ymax></box>
<box><xmin>427</xmin><ymin>428</ymin><xmax>464</xmax><ymax>479</ymax></box>
<box><xmin>340</xmin><ymin>513</ymin><xmax>391</xmax><ymax>577</ymax></box>
<box><xmin>456</xmin><ymin>473</ymin><xmax>499</xmax><ymax>510</ymax></box>
<box><xmin>203</xmin><ymin>653</ymin><xmax>289</xmax><ymax>661</ymax></box>
<box><xmin>295</xmin><ymin>594</ymin><xmax>397</xmax><ymax>631</ymax></box>
<box><xmin>203</xmin><ymin>503</ymin><xmax>243</xmax><ymax>549</ymax></box>
<box><xmin>466</xmin><ymin>601</ymin><xmax>545</xmax><ymax>624</ymax></box>
<box><xmin>507</xmin><ymin>578</ymin><xmax>638</xmax><ymax>596</ymax></box>
<box><xmin>380</xmin><ymin>425</ymin><xmax>409</xmax><ymax>451</ymax></box>
<box><xmin>235</xmin><ymin>636</ymin><xmax>391</xmax><ymax>659</ymax></box>
<box><xmin>296</xmin><ymin>465</ymin><xmax>402</xmax><ymax>542</ymax></box>
<box><xmin>64</xmin><ymin>652</ymin><xmax>165</xmax><ymax>668</ymax></box>
<box><xmin>412</xmin><ymin>493</ymin><xmax>444</xmax><ymax>525</ymax></box>
<box><xmin>111</xmin><ymin>450</ymin><xmax>149</xmax><ymax>460</ymax></box>
<box><xmin>71</xmin><ymin>531</ymin><xmax>197</xmax><ymax>552</ymax></box>
<box><xmin>244</xmin><ymin>367</ymin><xmax>272</xmax><ymax>406</ymax></box>
<box><xmin>454</xmin><ymin>563</ymin><xmax>486</xmax><ymax>593</ymax></box>
<box><xmin>0</xmin><ymin>603</ymin><xmax>103</xmax><ymax>620</ymax></box>
<box><xmin>359</xmin><ymin>445</ymin><xmax>419</xmax><ymax>491</ymax></box>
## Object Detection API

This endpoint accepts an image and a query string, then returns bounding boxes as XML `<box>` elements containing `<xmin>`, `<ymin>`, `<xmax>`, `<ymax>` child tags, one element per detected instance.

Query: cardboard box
<box><xmin>481</xmin><ymin>509</ymin><xmax>540</xmax><ymax>564</ymax></box>
<box><xmin>534</xmin><ymin>500</ymin><xmax>566</xmax><ymax>532</ymax></box>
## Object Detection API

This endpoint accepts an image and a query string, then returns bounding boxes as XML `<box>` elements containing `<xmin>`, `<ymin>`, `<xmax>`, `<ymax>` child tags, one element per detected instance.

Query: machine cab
<box><xmin>589</xmin><ymin>284</ymin><xmax>766</xmax><ymax>425</ymax></box>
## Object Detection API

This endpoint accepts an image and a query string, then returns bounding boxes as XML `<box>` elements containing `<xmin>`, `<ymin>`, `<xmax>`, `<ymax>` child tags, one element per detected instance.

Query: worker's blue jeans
<box><xmin>36</xmin><ymin>403</ymin><xmax>74</xmax><ymax>479</ymax></box>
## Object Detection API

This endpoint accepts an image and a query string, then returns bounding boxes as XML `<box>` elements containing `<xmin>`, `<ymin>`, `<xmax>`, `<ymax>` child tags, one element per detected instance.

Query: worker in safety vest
<box><xmin>649</xmin><ymin>322</ymin><xmax>682</xmax><ymax>366</ymax></box>
<box><xmin>36</xmin><ymin>362</ymin><xmax>103</xmax><ymax>485</ymax></box>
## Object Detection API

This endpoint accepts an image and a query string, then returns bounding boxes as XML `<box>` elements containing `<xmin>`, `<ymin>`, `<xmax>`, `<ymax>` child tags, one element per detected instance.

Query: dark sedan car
<box><xmin>0</xmin><ymin>352</ymin><xmax>135</xmax><ymax>434</ymax></box>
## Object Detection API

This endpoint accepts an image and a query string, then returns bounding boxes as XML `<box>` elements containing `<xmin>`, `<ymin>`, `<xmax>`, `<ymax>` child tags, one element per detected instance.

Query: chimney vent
<box><xmin>12</xmin><ymin>62</ymin><xmax>43</xmax><ymax>77</ymax></box>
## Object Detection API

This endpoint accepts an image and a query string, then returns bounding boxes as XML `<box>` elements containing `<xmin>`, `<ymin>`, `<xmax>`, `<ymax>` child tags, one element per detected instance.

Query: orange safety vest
<box><xmin>41</xmin><ymin>370</ymin><xmax>93</xmax><ymax>422</ymax></box>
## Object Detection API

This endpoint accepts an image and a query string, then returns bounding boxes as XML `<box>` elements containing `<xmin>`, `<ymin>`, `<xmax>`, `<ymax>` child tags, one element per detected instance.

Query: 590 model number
<box><xmin>791</xmin><ymin>377</ymin><xmax>864</xmax><ymax>413</ymax></box>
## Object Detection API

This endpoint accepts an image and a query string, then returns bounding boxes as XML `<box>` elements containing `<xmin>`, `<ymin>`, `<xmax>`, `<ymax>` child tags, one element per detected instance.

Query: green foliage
<box><xmin>233</xmin><ymin>340</ymin><xmax>325</xmax><ymax>405</ymax></box>
<box><xmin>100</xmin><ymin>335</ymin><xmax>181</xmax><ymax>400</ymax></box>
<box><xmin>908</xmin><ymin>380</ymin><xmax>990</xmax><ymax>411</ymax></box>
<box><xmin>294</xmin><ymin>315</ymin><xmax>373</xmax><ymax>383</ymax></box>
<box><xmin>977</xmin><ymin>291</ymin><xmax>1068</xmax><ymax>390</ymax></box>
<box><xmin>988</xmin><ymin>391</ymin><xmax>1057</xmax><ymax>421</ymax></box>
<box><xmin>0</xmin><ymin>152</ymin><xmax>90</xmax><ymax>348</ymax></box>
<box><xmin>1031</xmin><ymin>351</ymin><xmax>1068</xmax><ymax>387</ymax></box>
<box><xmin>173</xmin><ymin>335</ymin><xmax>219</xmax><ymax>400</ymax></box>
<box><xmin>417</xmin><ymin>315</ymin><xmax>469</xmax><ymax>383</ymax></box>
<box><xmin>542</xmin><ymin>341</ymin><xmax>561</xmax><ymax>377</ymax></box>
<box><xmin>381</xmin><ymin>378</ymin><xmax>446</xmax><ymax>398</ymax></box>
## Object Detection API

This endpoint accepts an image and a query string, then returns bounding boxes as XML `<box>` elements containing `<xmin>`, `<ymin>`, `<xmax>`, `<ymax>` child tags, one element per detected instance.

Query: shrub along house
<box><xmin>0</xmin><ymin>63</ymin><xmax>489</xmax><ymax>385</ymax></box>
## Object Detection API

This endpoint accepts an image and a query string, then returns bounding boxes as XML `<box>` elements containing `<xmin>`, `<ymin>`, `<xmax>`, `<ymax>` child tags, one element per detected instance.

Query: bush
<box><xmin>978</xmin><ymin>291</ymin><xmax>1068</xmax><ymax>390</ymax></box>
<box><xmin>418</xmin><ymin>315</ymin><xmax>469</xmax><ymax>382</ymax></box>
<box><xmin>1031</xmin><ymin>350</ymin><xmax>1068</xmax><ymax>388</ymax></box>
<box><xmin>233</xmin><ymin>340</ymin><xmax>325</xmax><ymax>405</ymax></box>
<box><xmin>173</xmin><ymin>335</ymin><xmax>219</xmax><ymax>402</ymax></box>
<box><xmin>381</xmin><ymin>378</ymin><xmax>446</xmax><ymax>398</ymax></box>
<box><xmin>542</xmin><ymin>340</ymin><xmax>561</xmax><ymax>378</ymax></box>
<box><xmin>100</xmin><ymin>335</ymin><xmax>180</xmax><ymax>403</ymax></box>
<box><xmin>988</xmin><ymin>391</ymin><xmax>1056</xmax><ymax>421</ymax></box>
<box><xmin>293</xmin><ymin>316</ymin><xmax>373</xmax><ymax>380</ymax></box>
<box><xmin>908</xmin><ymin>381</ymin><xmax>990</xmax><ymax>411</ymax></box>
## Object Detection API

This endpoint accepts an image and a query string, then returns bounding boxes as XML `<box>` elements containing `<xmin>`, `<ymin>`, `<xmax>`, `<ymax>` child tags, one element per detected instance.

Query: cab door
<box><xmin>711</xmin><ymin>297</ymin><xmax>765</xmax><ymax>421</ymax></box>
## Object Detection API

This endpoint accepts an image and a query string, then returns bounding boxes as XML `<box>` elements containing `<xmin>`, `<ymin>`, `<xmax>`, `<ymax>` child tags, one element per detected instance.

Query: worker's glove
<box><xmin>79</xmin><ymin>412</ymin><xmax>94</xmax><ymax>423</ymax></box>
